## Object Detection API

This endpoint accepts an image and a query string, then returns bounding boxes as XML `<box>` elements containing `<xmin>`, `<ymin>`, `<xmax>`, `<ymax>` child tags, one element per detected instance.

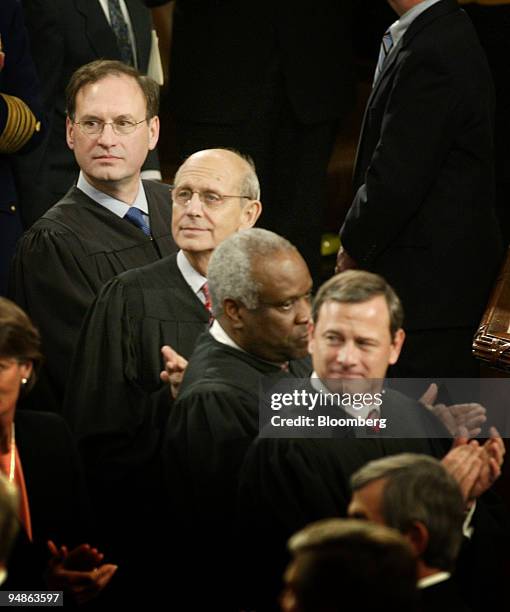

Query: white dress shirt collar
<box><xmin>418</xmin><ymin>571</ymin><xmax>451</xmax><ymax>589</ymax></box>
<box><xmin>209</xmin><ymin>320</ymin><xmax>245</xmax><ymax>352</ymax></box>
<box><xmin>389</xmin><ymin>0</ymin><xmax>443</xmax><ymax>53</ymax></box>
<box><xmin>77</xmin><ymin>172</ymin><xmax>149</xmax><ymax>219</ymax></box>
<box><xmin>176</xmin><ymin>250</ymin><xmax>207</xmax><ymax>302</ymax></box>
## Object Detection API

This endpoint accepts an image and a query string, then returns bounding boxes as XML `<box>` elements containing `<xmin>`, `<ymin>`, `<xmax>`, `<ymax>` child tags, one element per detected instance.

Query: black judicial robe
<box><xmin>235</xmin><ymin>390</ymin><xmax>451</xmax><ymax>610</ymax></box>
<box><xmin>64</xmin><ymin>252</ymin><xmax>209</xmax><ymax>479</ymax></box>
<box><xmin>61</xmin><ymin>253</ymin><xmax>208</xmax><ymax>597</ymax></box>
<box><xmin>8</xmin><ymin>181</ymin><xmax>176</xmax><ymax>412</ymax></box>
<box><xmin>162</xmin><ymin>332</ymin><xmax>311</xmax><ymax>607</ymax></box>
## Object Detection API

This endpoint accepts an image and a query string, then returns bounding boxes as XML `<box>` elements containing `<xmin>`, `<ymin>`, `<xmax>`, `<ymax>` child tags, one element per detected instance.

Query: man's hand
<box><xmin>420</xmin><ymin>383</ymin><xmax>486</xmax><ymax>437</ymax></box>
<box><xmin>443</xmin><ymin>427</ymin><xmax>505</xmax><ymax>503</ymax></box>
<box><xmin>469</xmin><ymin>427</ymin><xmax>505</xmax><ymax>499</ymax></box>
<box><xmin>160</xmin><ymin>345</ymin><xmax>188</xmax><ymax>399</ymax></box>
<box><xmin>441</xmin><ymin>442</ymin><xmax>483</xmax><ymax>503</ymax></box>
<box><xmin>46</xmin><ymin>541</ymin><xmax>117</xmax><ymax>605</ymax></box>
<box><xmin>335</xmin><ymin>246</ymin><xmax>357</xmax><ymax>274</ymax></box>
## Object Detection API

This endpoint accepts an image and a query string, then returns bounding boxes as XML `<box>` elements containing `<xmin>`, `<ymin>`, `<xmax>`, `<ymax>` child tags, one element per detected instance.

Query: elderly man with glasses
<box><xmin>61</xmin><ymin>148</ymin><xmax>261</xmax><ymax>605</ymax></box>
<box><xmin>8</xmin><ymin>59</ymin><xmax>176</xmax><ymax>414</ymax></box>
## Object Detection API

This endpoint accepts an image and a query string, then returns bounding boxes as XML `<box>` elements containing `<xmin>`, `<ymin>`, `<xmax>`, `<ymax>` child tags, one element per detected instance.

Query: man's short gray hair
<box><xmin>208</xmin><ymin>228</ymin><xmax>295</xmax><ymax>318</ymax></box>
<box><xmin>351</xmin><ymin>453</ymin><xmax>465</xmax><ymax>571</ymax></box>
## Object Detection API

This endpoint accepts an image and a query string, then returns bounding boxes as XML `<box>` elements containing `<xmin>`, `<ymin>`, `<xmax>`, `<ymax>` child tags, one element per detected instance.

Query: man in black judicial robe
<box><xmin>161</xmin><ymin>228</ymin><xmax>313</xmax><ymax>608</ymax></box>
<box><xmin>235</xmin><ymin>270</ymin><xmax>507</xmax><ymax>611</ymax></box>
<box><xmin>8</xmin><ymin>60</ymin><xmax>176</xmax><ymax>413</ymax></box>
<box><xmin>62</xmin><ymin>149</ymin><xmax>262</xmax><ymax>597</ymax></box>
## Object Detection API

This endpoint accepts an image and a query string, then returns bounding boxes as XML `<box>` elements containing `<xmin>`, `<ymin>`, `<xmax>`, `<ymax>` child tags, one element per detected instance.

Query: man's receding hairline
<box><xmin>75</xmin><ymin>72</ymin><xmax>149</xmax><ymax>109</ymax></box>
<box><xmin>174</xmin><ymin>150</ymin><xmax>254</xmax><ymax>186</ymax></box>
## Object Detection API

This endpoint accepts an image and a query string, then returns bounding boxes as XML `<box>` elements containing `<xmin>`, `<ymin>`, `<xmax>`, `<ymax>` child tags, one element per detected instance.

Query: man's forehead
<box><xmin>76</xmin><ymin>74</ymin><xmax>145</xmax><ymax>109</ymax></box>
<box><xmin>254</xmin><ymin>251</ymin><xmax>311</xmax><ymax>298</ymax></box>
<box><xmin>317</xmin><ymin>297</ymin><xmax>391</xmax><ymax>329</ymax></box>
<box><xmin>176</xmin><ymin>153</ymin><xmax>243</xmax><ymax>186</ymax></box>
<box><xmin>351</xmin><ymin>478</ymin><xmax>387</xmax><ymax>518</ymax></box>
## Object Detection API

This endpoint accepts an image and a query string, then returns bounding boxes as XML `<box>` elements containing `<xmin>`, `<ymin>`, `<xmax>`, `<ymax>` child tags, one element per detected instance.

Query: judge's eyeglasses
<box><xmin>170</xmin><ymin>186</ymin><xmax>253</xmax><ymax>209</ymax></box>
<box><xmin>74</xmin><ymin>118</ymin><xmax>148</xmax><ymax>136</ymax></box>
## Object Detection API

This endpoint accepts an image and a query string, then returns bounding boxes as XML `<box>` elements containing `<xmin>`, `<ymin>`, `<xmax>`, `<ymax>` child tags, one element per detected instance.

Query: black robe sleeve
<box><xmin>9</xmin><ymin>226</ymin><xmax>99</xmax><ymax>408</ymax></box>
<box><xmin>164</xmin><ymin>381</ymin><xmax>260</xmax><ymax>529</ymax></box>
<box><xmin>64</xmin><ymin>275</ymin><xmax>162</xmax><ymax>472</ymax></box>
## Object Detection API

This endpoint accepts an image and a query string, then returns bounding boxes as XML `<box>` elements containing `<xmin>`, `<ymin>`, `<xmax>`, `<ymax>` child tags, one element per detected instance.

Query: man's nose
<box><xmin>295</xmin><ymin>296</ymin><xmax>311</xmax><ymax>324</ymax></box>
<box><xmin>96</xmin><ymin>122</ymin><xmax>117</xmax><ymax>145</ymax></box>
<box><xmin>185</xmin><ymin>192</ymin><xmax>204</xmax><ymax>216</ymax></box>
<box><xmin>335</xmin><ymin>342</ymin><xmax>358</xmax><ymax>366</ymax></box>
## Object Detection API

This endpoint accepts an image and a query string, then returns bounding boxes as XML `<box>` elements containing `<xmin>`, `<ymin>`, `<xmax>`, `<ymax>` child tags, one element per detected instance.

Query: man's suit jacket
<box><xmin>17</xmin><ymin>0</ymin><xmax>158</xmax><ymax>225</ymax></box>
<box><xmin>145</xmin><ymin>0</ymin><xmax>355</xmax><ymax>126</ymax></box>
<box><xmin>340</xmin><ymin>0</ymin><xmax>503</xmax><ymax>331</ymax></box>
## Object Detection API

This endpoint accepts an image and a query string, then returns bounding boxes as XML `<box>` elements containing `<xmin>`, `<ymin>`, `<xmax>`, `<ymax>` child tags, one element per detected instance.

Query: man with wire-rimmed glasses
<box><xmin>9</xmin><ymin>59</ymin><xmax>176</xmax><ymax>414</ymax></box>
<box><xmin>62</xmin><ymin>148</ymin><xmax>262</xmax><ymax>604</ymax></box>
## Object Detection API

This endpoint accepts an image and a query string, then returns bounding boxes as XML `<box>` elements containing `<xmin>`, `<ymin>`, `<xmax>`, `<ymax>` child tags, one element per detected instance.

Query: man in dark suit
<box><xmin>16</xmin><ymin>0</ymin><xmax>160</xmax><ymax>225</ymax></box>
<box><xmin>0</xmin><ymin>0</ymin><xmax>44</xmax><ymax>295</ymax></box>
<box><xmin>337</xmin><ymin>0</ymin><xmax>503</xmax><ymax>377</ymax></box>
<box><xmin>348</xmin><ymin>454</ymin><xmax>472</xmax><ymax>611</ymax></box>
<box><xmin>145</xmin><ymin>0</ymin><xmax>356</xmax><ymax>282</ymax></box>
<box><xmin>9</xmin><ymin>60</ymin><xmax>176</xmax><ymax>413</ymax></box>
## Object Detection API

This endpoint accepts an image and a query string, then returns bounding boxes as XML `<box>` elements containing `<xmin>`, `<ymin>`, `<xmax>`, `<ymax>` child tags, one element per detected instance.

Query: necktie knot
<box><xmin>202</xmin><ymin>282</ymin><xmax>212</xmax><ymax>312</ymax></box>
<box><xmin>124</xmin><ymin>207</ymin><xmax>151</xmax><ymax>236</ymax></box>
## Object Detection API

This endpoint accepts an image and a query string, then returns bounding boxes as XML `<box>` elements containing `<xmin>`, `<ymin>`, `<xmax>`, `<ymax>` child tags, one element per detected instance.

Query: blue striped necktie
<box><xmin>373</xmin><ymin>29</ymin><xmax>393</xmax><ymax>87</ymax></box>
<box><xmin>108</xmin><ymin>0</ymin><xmax>135</xmax><ymax>66</ymax></box>
<box><xmin>124</xmin><ymin>207</ymin><xmax>151</xmax><ymax>236</ymax></box>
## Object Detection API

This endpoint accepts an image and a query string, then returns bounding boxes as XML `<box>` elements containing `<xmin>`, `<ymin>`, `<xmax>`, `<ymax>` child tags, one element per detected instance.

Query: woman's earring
<box><xmin>21</xmin><ymin>378</ymin><xmax>28</xmax><ymax>386</ymax></box>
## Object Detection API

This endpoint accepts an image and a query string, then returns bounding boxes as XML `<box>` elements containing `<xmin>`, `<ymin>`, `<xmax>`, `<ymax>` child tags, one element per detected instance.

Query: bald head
<box><xmin>171</xmin><ymin>148</ymin><xmax>262</xmax><ymax>275</ymax></box>
<box><xmin>174</xmin><ymin>148</ymin><xmax>260</xmax><ymax>201</ymax></box>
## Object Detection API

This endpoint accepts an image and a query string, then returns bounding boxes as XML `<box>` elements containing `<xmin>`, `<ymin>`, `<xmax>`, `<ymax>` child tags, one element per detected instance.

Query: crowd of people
<box><xmin>1</xmin><ymin>0</ymin><xmax>509</xmax><ymax>609</ymax></box>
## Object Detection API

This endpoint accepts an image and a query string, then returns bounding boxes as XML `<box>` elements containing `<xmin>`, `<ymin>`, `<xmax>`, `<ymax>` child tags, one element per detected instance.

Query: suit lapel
<box><xmin>125</xmin><ymin>0</ymin><xmax>152</xmax><ymax>71</ymax></box>
<box><xmin>74</xmin><ymin>0</ymin><xmax>121</xmax><ymax>61</ymax></box>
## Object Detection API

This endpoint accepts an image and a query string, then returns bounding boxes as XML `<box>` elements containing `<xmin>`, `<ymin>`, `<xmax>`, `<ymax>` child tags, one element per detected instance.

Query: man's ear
<box><xmin>404</xmin><ymin>521</ymin><xmax>429</xmax><ymax>558</ymax></box>
<box><xmin>240</xmin><ymin>200</ymin><xmax>262</xmax><ymax>229</ymax></box>
<box><xmin>66</xmin><ymin>116</ymin><xmax>75</xmax><ymax>150</ymax></box>
<box><xmin>389</xmin><ymin>328</ymin><xmax>405</xmax><ymax>365</ymax></box>
<box><xmin>223</xmin><ymin>298</ymin><xmax>243</xmax><ymax>329</ymax></box>
<box><xmin>147</xmin><ymin>115</ymin><xmax>160</xmax><ymax>151</ymax></box>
